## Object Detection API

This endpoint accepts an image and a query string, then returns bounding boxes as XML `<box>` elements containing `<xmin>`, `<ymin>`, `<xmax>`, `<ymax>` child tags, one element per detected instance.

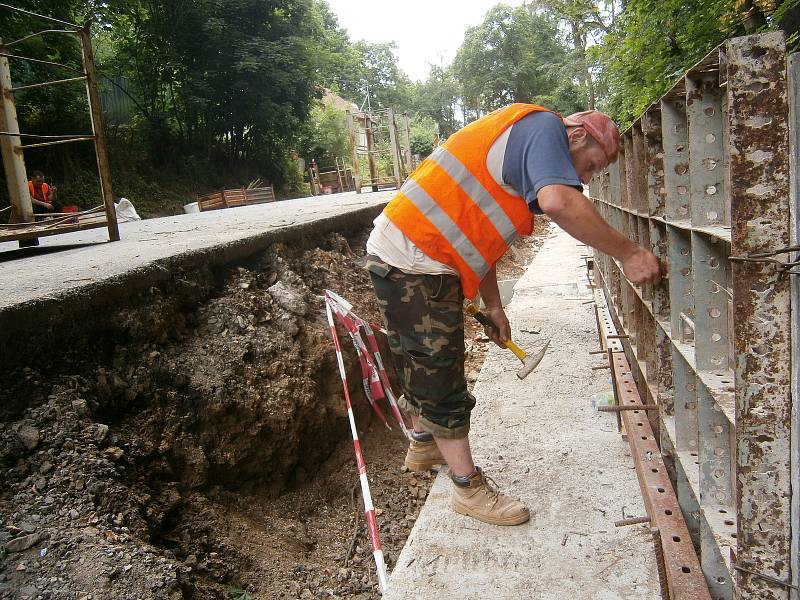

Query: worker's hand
<box><xmin>482</xmin><ymin>305</ymin><xmax>510</xmax><ymax>348</ymax></box>
<box><xmin>622</xmin><ymin>246</ymin><xmax>661</xmax><ymax>285</ymax></box>
<box><xmin>43</xmin><ymin>202</ymin><xmax>53</xmax><ymax>211</ymax></box>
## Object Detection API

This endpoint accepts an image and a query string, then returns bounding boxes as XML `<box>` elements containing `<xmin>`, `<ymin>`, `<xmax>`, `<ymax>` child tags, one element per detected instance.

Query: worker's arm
<box><xmin>478</xmin><ymin>264</ymin><xmax>511</xmax><ymax>347</ymax></box>
<box><xmin>30</xmin><ymin>196</ymin><xmax>52</xmax><ymax>211</ymax></box>
<box><xmin>538</xmin><ymin>184</ymin><xmax>661</xmax><ymax>284</ymax></box>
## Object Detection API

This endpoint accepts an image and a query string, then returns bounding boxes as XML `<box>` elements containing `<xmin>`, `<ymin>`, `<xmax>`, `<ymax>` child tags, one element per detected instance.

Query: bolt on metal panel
<box><xmin>726</xmin><ymin>32</ymin><xmax>792</xmax><ymax>600</ymax></box>
<box><xmin>687</xmin><ymin>72</ymin><xmax>726</xmax><ymax>228</ymax></box>
<box><xmin>661</xmin><ymin>99</ymin><xmax>691</xmax><ymax>222</ymax></box>
<box><xmin>692</xmin><ymin>233</ymin><xmax>731</xmax><ymax>373</ymax></box>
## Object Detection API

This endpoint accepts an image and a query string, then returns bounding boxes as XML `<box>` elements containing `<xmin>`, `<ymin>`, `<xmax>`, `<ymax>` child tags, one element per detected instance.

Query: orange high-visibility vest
<box><xmin>384</xmin><ymin>103</ymin><xmax>550</xmax><ymax>298</ymax></box>
<box><xmin>28</xmin><ymin>180</ymin><xmax>51</xmax><ymax>202</ymax></box>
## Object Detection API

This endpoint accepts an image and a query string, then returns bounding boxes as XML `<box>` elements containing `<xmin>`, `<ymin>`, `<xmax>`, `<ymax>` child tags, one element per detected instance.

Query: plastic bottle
<box><xmin>590</xmin><ymin>391</ymin><xmax>616</xmax><ymax>410</ymax></box>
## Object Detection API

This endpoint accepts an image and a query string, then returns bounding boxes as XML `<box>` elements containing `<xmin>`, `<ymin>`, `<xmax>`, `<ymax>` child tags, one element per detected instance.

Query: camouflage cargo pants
<box><xmin>365</xmin><ymin>254</ymin><xmax>475</xmax><ymax>439</ymax></box>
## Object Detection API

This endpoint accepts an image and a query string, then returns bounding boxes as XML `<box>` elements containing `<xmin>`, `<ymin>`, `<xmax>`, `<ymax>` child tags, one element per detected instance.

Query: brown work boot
<box><xmin>404</xmin><ymin>433</ymin><xmax>445</xmax><ymax>472</ymax></box>
<box><xmin>451</xmin><ymin>467</ymin><xmax>530</xmax><ymax>526</ymax></box>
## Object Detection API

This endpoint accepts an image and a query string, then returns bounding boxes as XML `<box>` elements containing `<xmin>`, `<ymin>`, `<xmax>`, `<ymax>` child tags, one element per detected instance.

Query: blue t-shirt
<box><xmin>502</xmin><ymin>111</ymin><xmax>583</xmax><ymax>214</ymax></box>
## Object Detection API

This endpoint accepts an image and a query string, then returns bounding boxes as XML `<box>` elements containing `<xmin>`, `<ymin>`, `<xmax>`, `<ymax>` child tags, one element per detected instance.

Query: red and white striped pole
<box><xmin>324</xmin><ymin>299</ymin><xmax>389</xmax><ymax>594</ymax></box>
<box><xmin>324</xmin><ymin>289</ymin><xmax>411</xmax><ymax>439</ymax></box>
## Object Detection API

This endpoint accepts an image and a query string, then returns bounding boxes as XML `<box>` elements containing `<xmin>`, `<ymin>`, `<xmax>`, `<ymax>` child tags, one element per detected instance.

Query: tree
<box><xmin>412</xmin><ymin>64</ymin><xmax>461</xmax><ymax>138</ymax></box>
<box><xmin>452</xmin><ymin>4</ymin><xmax>580</xmax><ymax>119</ymax></box>
<box><xmin>299</xmin><ymin>102</ymin><xmax>349</xmax><ymax>164</ymax></box>
<box><xmin>351</xmin><ymin>41</ymin><xmax>414</xmax><ymax>111</ymax></box>
<box><xmin>409</xmin><ymin>115</ymin><xmax>439</xmax><ymax>156</ymax></box>
<box><xmin>530</xmin><ymin>0</ymin><xmax>611</xmax><ymax>109</ymax></box>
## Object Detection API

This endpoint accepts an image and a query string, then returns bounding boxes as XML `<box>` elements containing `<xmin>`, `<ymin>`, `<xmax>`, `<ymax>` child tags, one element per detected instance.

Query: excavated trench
<box><xmin>0</xmin><ymin>218</ymin><xmax>547</xmax><ymax>599</ymax></box>
<box><xmin>0</xmin><ymin>227</ymin><xmax>438</xmax><ymax>600</ymax></box>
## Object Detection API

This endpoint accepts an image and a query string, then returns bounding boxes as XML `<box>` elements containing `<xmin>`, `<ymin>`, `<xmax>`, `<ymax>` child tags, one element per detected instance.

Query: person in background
<box><xmin>27</xmin><ymin>170</ymin><xmax>59</xmax><ymax>216</ymax></box>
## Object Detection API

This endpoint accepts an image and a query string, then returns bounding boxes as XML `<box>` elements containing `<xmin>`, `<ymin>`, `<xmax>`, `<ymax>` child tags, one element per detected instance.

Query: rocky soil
<box><xmin>0</xmin><ymin>222</ymin><xmax>548</xmax><ymax>600</ymax></box>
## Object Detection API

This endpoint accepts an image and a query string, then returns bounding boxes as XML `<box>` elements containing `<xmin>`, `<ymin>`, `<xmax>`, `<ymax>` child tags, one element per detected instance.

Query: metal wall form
<box><xmin>589</xmin><ymin>32</ymin><xmax>795</xmax><ymax>600</ymax></box>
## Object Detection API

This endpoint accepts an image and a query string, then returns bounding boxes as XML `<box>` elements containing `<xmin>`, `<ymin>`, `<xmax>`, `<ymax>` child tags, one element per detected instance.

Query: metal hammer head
<box><xmin>516</xmin><ymin>339</ymin><xmax>551</xmax><ymax>380</ymax></box>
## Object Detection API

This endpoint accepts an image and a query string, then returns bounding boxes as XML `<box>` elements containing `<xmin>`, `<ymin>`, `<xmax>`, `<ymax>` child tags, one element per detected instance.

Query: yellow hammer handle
<box><xmin>504</xmin><ymin>340</ymin><xmax>527</xmax><ymax>361</ymax></box>
<box><xmin>465</xmin><ymin>304</ymin><xmax>527</xmax><ymax>360</ymax></box>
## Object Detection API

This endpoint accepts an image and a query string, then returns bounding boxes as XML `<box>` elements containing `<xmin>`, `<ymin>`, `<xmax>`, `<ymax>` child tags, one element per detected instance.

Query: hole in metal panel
<box><xmin>665</xmin><ymin>509</ymin><xmax>673</xmax><ymax>515</ymax></box>
<box><xmin>704</xmin><ymin>107</ymin><xmax>715</xmax><ymax>117</ymax></box>
<box><xmin>705</xmin><ymin>133</ymin><xmax>716</xmax><ymax>144</ymax></box>
<box><xmin>682</xmin><ymin>566</ymin><xmax>692</xmax><ymax>573</ymax></box>
<box><xmin>706</xmin><ymin>186</ymin><xmax>717</xmax><ymax>196</ymax></box>
<box><xmin>709</xmin><ymin>307</ymin><xmax>721</xmax><ymax>318</ymax></box>
<box><xmin>673</xmin><ymin>535</ymin><xmax>682</xmax><ymax>542</ymax></box>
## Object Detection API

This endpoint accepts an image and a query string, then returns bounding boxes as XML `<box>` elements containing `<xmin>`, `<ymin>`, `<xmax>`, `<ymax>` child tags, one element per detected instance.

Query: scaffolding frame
<box><xmin>0</xmin><ymin>4</ymin><xmax>119</xmax><ymax>245</ymax></box>
<box><xmin>589</xmin><ymin>32</ymin><xmax>795</xmax><ymax>600</ymax></box>
<box><xmin>347</xmin><ymin>108</ymin><xmax>412</xmax><ymax>193</ymax></box>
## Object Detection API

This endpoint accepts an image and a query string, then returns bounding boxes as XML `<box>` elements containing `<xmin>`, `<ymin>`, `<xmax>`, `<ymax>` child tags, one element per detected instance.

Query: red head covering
<box><xmin>563</xmin><ymin>110</ymin><xmax>621</xmax><ymax>164</ymax></box>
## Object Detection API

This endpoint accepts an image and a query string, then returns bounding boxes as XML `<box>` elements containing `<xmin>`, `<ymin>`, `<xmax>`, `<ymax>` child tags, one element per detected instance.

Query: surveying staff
<box><xmin>364</xmin><ymin>104</ymin><xmax>661</xmax><ymax>526</ymax></box>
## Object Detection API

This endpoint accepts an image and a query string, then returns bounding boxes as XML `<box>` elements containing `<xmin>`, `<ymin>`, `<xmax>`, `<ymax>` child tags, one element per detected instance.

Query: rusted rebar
<box><xmin>614</xmin><ymin>515</ymin><xmax>651</xmax><ymax>527</ymax></box>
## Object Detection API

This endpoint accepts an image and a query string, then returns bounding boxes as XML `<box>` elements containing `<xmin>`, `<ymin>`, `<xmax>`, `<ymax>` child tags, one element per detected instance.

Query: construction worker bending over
<box><xmin>364</xmin><ymin>104</ymin><xmax>661</xmax><ymax>526</ymax></box>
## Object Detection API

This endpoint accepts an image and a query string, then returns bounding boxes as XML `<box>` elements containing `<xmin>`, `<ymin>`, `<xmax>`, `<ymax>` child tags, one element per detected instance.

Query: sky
<box><xmin>325</xmin><ymin>0</ymin><xmax>528</xmax><ymax>82</ymax></box>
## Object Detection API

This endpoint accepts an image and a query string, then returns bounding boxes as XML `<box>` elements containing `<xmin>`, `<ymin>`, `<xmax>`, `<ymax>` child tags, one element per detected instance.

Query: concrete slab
<box><xmin>385</xmin><ymin>225</ymin><xmax>660</xmax><ymax>600</ymax></box>
<box><xmin>0</xmin><ymin>191</ymin><xmax>392</xmax><ymax>311</ymax></box>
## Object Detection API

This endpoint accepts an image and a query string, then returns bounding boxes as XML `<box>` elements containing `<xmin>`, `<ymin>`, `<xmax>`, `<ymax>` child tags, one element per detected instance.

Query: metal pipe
<box><xmin>0</xmin><ymin>52</ymin><xmax>78</xmax><ymax>72</ymax></box>
<box><xmin>0</xmin><ymin>3</ymin><xmax>82</xmax><ymax>30</ymax></box>
<box><xmin>11</xmin><ymin>75</ymin><xmax>87</xmax><ymax>92</ymax></box>
<box><xmin>0</xmin><ymin>132</ymin><xmax>92</xmax><ymax>139</ymax></box>
<box><xmin>17</xmin><ymin>136</ymin><xmax>95</xmax><ymax>150</ymax></box>
<box><xmin>6</xmin><ymin>29</ymin><xmax>78</xmax><ymax>48</ymax></box>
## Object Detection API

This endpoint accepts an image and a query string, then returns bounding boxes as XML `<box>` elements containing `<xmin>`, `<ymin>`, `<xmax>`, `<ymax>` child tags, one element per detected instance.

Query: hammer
<box><xmin>465</xmin><ymin>303</ymin><xmax>550</xmax><ymax>380</ymax></box>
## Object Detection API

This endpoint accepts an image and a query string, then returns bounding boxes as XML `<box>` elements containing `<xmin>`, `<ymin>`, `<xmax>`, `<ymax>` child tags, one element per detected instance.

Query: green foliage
<box><xmin>593</xmin><ymin>0</ymin><xmax>736</xmax><ymax>125</ymax></box>
<box><xmin>592</xmin><ymin>0</ymin><xmax>800</xmax><ymax>126</ymax></box>
<box><xmin>300</xmin><ymin>103</ymin><xmax>350</xmax><ymax>164</ymax></box>
<box><xmin>412</xmin><ymin>65</ymin><xmax>462</xmax><ymax>137</ymax></box>
<box><xmin>409</xmin><ymin>115</ymin><xmax>439</xmax><ymax>157</ymax></box>
<box><xmin>228</xmin><ymin>587</ymin><xmax>254</xmax><ymax>600</ymax></box>
<box><xmin>452</xmin><ymin>4</ymin><xmax>581</xmax><ymax>117</ymax></box>
<box><xmin>352</xmin><ymin>41</ymin><xmax>414</xmax><ymax>111</ymax></box>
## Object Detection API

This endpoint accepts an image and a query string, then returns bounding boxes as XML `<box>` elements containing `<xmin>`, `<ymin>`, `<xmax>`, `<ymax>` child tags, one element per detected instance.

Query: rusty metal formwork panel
<box><xmin>590</xmin><ymin>32</ymin><xmax>794</xmax><ymax>600</ymax></box>
<box><xmin>789</xmin><ymin>51</ymin><xmax>800</xmax><ymax>600</ymax></box>
<box><xmin>728</xmin><ymin>33</ymin><xmax>792</xmax><ymax>600</ymax></box>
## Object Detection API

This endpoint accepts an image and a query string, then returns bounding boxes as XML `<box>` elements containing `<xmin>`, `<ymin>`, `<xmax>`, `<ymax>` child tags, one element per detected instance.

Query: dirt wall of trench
<box><xmin>0</xmin><ymin>210</ymin><xmax>403</xmax><ymax>599</ymax></box>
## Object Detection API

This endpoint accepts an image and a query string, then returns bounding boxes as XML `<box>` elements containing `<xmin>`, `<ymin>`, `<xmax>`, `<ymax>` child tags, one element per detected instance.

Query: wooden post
<box><xmin>387</xmin><ymin>108</ymin><xmax>403</xmax><ymax>189</ymax></box>
<box><xmin>365</xmin><ymin>113</ymin><xmax>379</xmax><ymax>192</ymax></box>
<box><xmin>78</xmin><ymin>24</ymin><xmax>119</xmax><ymax>242</ymax></box>
<box><xmin>401</xmin><ymin>112</ymin><xmax>412</xmax><ymax>175</ymax></box>
<box><xmin>0</xmin><ymin>41</ymin><xmax>33</xmax><ymax>224</ymax></box>
<box><xmin>347</xmin><ymin>111</ymin><xmax>361</xmax><ymax>193</ymax></box>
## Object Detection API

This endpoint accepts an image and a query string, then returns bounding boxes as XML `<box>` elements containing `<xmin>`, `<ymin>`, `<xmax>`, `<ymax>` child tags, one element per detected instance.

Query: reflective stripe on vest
<box><xmin>428</xmin><ymin>146</ymin><xmax>518</xmax><ymax>248</ymax></box>
<box><xmin>398</xmin><ymin>177</ymin><xmax>489</xmax><ymax>279</ymax></box>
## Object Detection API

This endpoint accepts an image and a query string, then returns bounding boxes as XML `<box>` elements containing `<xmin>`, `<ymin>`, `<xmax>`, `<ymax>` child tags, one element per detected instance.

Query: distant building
<box><xmin>321</xmin><ymin>88</ymin><xmax>359</xmax><ymax>113</ymax></box>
